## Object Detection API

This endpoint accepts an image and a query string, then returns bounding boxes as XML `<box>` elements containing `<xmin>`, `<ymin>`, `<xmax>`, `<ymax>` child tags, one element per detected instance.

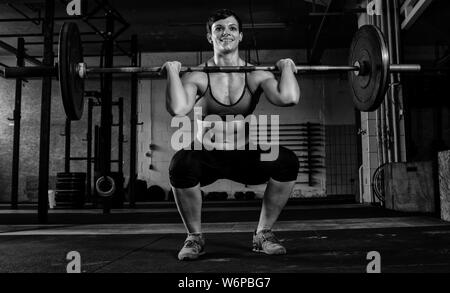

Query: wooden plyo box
<box><xmin>438</xmin><ymin>151</ymin><xmax>450</xmax><ymax>222</ymax></box>
<box><xmin>384</xmin><ymin>161</ymin><xmax>435</xmax><ymax>213</ymax></box>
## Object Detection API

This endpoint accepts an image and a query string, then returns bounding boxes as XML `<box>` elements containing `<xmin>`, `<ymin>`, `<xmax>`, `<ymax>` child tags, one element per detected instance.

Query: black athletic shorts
<box><xmin>169</xmin><ymin>144</ymin><xmax>299</xmax><ymax>188</ymax></box>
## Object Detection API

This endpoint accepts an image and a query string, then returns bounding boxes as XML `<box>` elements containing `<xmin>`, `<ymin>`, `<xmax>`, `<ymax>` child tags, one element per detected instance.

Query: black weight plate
<box><xmin>59</xmin><ymin>22</ymin><xmax>85</xmax><ymax>120</ymax></box>
<box><xmin>348</xmin><ymin>25</ymin><xmax>389</xmax><ymax>112</ymax></box>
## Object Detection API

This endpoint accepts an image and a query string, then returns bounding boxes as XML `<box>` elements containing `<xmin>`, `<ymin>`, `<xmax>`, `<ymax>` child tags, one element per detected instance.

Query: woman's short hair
<box><xmin>206</xmin><ymin>9</ymin><xmax>242</xmax><ymax>34</ymax></box>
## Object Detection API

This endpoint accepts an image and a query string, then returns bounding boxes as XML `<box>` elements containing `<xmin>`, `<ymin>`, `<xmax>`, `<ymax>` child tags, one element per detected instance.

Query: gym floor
<box><xmin>1</xmin><ymin>199</ymin><xmax>450</xmax><ymax>273</ymax></box>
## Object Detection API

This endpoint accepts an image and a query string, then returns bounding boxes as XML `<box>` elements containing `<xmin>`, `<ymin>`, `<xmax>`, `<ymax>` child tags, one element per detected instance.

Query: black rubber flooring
<box><xmin>1</xmin><ymin>226</ymin><xmax>450</xmax><ymax>273</ymax></box>
<box><xmin>1</xmin><ymin>200</ymin><xmax>449</xmax><ymax>274</ymax></box>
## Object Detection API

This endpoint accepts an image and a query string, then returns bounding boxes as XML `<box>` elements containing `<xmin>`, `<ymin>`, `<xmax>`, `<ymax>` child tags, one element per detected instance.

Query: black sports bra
<box><xmin>194</xmin><ymin>62</ymin><xmax>263</xmax><ymax>119</ymax></box>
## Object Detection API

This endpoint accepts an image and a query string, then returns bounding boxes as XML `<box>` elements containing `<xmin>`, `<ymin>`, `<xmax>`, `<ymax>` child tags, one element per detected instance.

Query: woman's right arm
<box><xmin>164</xmin><ymin>61</ymin><xmax>198</xmax><ymax>116</ymax></box>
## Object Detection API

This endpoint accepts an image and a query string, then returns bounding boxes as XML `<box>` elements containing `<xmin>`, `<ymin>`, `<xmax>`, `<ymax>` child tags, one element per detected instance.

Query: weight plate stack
<box><xmin>56</xmin><ymin>172</ymin><xmax>86</xmax><ymax>208</ymax></box>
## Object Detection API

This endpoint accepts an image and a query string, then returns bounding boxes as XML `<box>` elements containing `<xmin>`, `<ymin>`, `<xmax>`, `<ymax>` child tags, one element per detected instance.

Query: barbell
<box><xmin>0</xmin><ymin>22</ymin><xmax>446</xmax><ymax>120</ymax></box>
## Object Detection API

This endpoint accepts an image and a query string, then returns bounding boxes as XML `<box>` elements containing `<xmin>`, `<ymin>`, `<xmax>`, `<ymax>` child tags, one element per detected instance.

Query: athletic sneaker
<box><xmin>178</xmin><ymin>234</ymin><xmax>205</xmax><ymax>261</ymax></box>
<box><xmin>252</xmin><ymin>229</ymin><xmax>286</xmax><ymax>255</ymax></box>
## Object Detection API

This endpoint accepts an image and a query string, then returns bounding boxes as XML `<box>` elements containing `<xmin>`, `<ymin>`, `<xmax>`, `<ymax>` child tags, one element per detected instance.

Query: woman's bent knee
<box><xmin>169</xmin><ymin>150</ymin><xmax>202</xmax><ymax>188</ymax></box>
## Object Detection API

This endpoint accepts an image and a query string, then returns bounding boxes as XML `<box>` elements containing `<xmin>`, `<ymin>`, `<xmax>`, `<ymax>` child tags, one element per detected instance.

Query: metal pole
<box><xmin>129</xmin><ymin>34</ymin><xmax>138</xmax><ymax>208</ymax></box>
<box><xmin>373</xmin><ymin>0</ymin><xmax>386</xmax><ymax>165</ymax></box>
<box><xmin>93</xmin><ymin>125</ymin><xmax>99</xmax><ymax>208</ymax></box>
<box><xmin>393</xmin><ymin>0</ymin><xmax>404</xmax><ymax>162</ymax></box>
<box><xmin>392</xmin><ymin>0</ymin><xmax>403</xmax><ymax>68</ymax></box>
<box><xmin>378</xmin><ymin>0</ymin><xmax>391</xmax><ymax>164</ymax></box>
<box><xmin>87</xmin><ymin>99</ymin><xmax>93</xmax><ymax>205</ymax></box>
<box><xmin>306</xmin><ymin>123</ymin><xmax>313</xmax><ymax>186</ymax></box>
<box><xmin>38</xmin><ymin>0</ymin><xmax>54</xmax><ymax>224</ymax></box>
<box><xmin>389</xmin><ymin>64</ymin><xmax>421</xmax><ymax>72</ymax></box>
<box><xmin>386</xmin><ymin>0</ymin><xmax>399</xmax><ymax>163</ymax></box>
<box><xmin>99</xmin><ymin>12</ymin><xmax>115</xmax><ymax>214</ymax></box>
<box><xmin>377</xmin><ymin>0</ymin><xmax>387</xmax><ymax>167</ymax></box>
<box><xmin>2</xmin><ymin>66</ymin><xmax>56</xmax><ymax>78</ymax></box>
<box><xmin>101</xmin><ymin>14</ymin><xmax>114</xmax><ymax>177</ymax></box>
<box><xmin>118</xmin><ymin>97</ymin><xmax>123</xmax><ymax>176</ymax></box>
<box><xmin>11</xmin><ymin>38</ymin><xmax>25</xmax><ymax>209</ymax></box>
<box><xmin>64</xmin><ymin>118</ymin><xmax>71</xmax><ymax>173</ymax></box>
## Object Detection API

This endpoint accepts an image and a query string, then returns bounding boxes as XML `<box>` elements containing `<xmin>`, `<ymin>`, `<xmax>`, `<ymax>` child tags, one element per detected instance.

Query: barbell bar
<box><xmin>80</xmin><ymin>64</ymin><xmax>422</xmax><ymax>76</ymax></box>
<box><xmin>0</xmin><ymin>22</ymin><xmax>448</xmax><ymax>120</ymax></box>
<box><xmin>0</xmin><ymin>62</ymin><xmax>423</xmax><ymax>77</ymax></box>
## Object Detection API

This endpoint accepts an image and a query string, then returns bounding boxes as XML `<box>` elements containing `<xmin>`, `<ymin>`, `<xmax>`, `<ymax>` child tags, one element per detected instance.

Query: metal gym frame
<box><xmin>5</xmin><ymin>0</ymin><xmax>139</xmax><ymax>223</ymax></box>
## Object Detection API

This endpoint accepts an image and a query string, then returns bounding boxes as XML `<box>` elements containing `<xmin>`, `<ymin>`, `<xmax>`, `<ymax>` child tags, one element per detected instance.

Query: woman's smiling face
<box><xmin>208</xmin><ymin>16</ymin><xmax>243</xmax><ymax>53</ymax></box>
